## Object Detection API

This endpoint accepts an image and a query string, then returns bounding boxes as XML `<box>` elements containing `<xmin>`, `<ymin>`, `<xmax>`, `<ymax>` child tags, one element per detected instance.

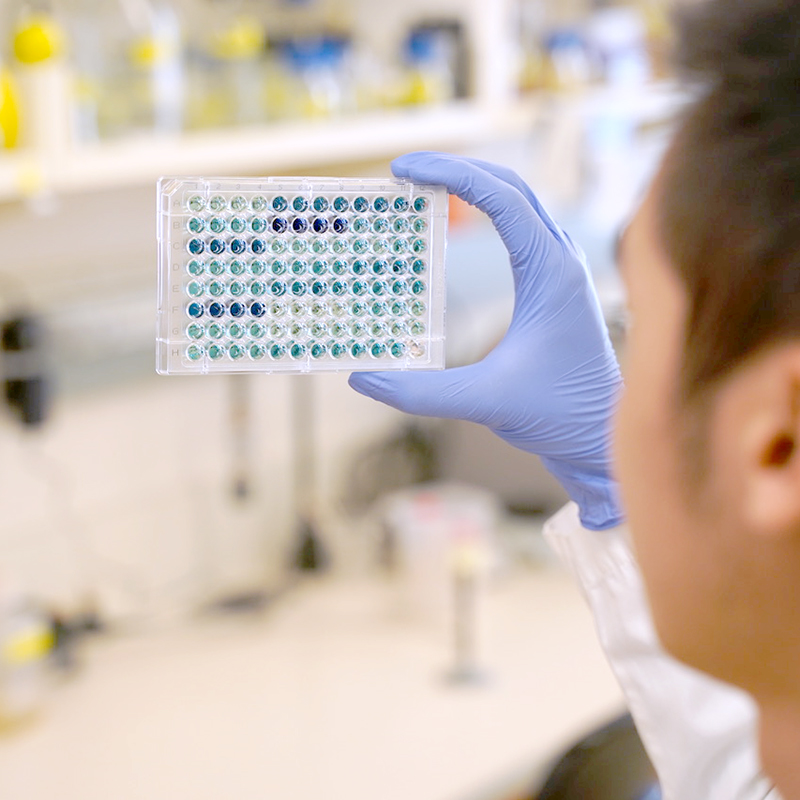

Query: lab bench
<box><xmin>0</xmin><ymin>561</ymin><xmax>623</xmax><ymax>800</ymax></box>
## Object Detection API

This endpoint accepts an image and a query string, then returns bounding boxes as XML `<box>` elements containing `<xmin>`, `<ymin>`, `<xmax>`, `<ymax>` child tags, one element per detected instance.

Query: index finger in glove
<box><xmin>392</xmin><ymin>151</ymin><xmax>554</xmax><ymax>270</ymax></box>
<box><xmin>457</xmin><ymin>155</ymin><xmax>571</xmax><ymax>246</ymax></box>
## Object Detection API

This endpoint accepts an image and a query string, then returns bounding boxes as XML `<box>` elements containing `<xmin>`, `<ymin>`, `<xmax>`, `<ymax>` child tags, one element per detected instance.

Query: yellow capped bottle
<box><xmin>7</xmin><ymin>2</ymin><xmax>72</xmax><ymax>155</ymax></box>
<box><xmin>0</xmin><ymin>65</ymin><xmax>20</xmax><ymax>148</ymax></box>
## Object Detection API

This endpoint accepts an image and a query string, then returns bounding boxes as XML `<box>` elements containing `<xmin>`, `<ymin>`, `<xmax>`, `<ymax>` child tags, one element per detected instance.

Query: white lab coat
<box><xmin>543</xmin><ymin>503</ymin><xmax>781</xmax><ymax>800</ymax></box>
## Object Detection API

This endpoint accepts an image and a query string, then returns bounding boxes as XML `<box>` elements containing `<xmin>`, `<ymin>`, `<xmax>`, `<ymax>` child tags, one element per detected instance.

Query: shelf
<box><xmin>0</xmin><ymin>79</ymin><xmax>683</xmax><ymax>203</ymax></box>
<box><xmin>0</xmin><ymin>99</ymin><xmax>541</xmax><ymax>202</ymax></box>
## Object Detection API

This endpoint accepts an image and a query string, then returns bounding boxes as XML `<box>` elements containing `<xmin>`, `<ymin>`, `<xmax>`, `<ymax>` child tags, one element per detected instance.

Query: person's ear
<box><xmin>735</xmin><ymin>348</ymin><xmax>800</xmax><ymax>536</ymax></box>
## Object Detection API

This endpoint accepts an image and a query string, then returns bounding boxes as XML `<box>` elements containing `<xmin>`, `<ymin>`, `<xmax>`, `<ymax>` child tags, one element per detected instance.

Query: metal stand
<box><xmin>290</xmin><ymin>376</ymin><xmax>329</xmax><ymax>572</ymax></box>
<box><xmin>445</xmin><ymin>569</ymin><xmax>488</xmax><ymax>685</ymax></box>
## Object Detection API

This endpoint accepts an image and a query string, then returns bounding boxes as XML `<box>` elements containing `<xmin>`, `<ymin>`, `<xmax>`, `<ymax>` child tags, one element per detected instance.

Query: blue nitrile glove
<box><xmin>348</xmin><ymin>152</ymin><xmax>624</xmax><ymax>531</ymax></box>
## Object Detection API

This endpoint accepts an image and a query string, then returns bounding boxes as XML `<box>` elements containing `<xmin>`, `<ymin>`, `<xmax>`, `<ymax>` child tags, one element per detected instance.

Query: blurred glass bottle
<box><xmin>61</xmin><ymin>0</ymin><xmax>184</xmax><ymax>141</ymax></box>
<box><xmin>517</xmin><ymin>0</ymin><xmax>549</xmax><ymax>93</ymax></box>
<box><xmin>279</xmin><ymin>34</ymin><xmax>353</xmax><ymax>120</ymax></box>
<box><xmin>400</xmin><ymin>27</ymin><xmax>456</xmax><ymax>107</ymax></box>
<box><xmin>183</xmin><ymin>0</ymin><xmax>267</xmax><ymax>129</ymax></box>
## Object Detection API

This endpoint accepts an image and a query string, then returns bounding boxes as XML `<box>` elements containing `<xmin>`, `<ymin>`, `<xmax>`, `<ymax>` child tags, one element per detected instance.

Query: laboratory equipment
<box><xmin>401</xmin><ymin>24</ymin><xmax>460</xmax><ymax>106</ymax></box>
<box><xmin>1</xmin><ymin>314</ymin><xmax>51</xmax><ymax>427</ymax></box>
<box><xmin>8</xmin><ymin>4</ymin><xmax>72</xmax><ymax>154</ymax></box>
<box><xmin>0</xmin><ymin>582</ymin><xmax>53</xmax><ymax>730</ymax></box>
<box><xmin>0</xmin><ymin>60</ymin><xmax>20</xmax><ymax>149</ymax></box>
<box><xmin>277</xmin><ymin>35</ymin><xmax>353</xmax><ymax>119</ymax></box>
<box><xmin>62</xmin><ymin>0</ymin><xmax>184</xmax><ymax>140</ymax></box>
<box><xmin>183</xmin><ymin>6</ymin><xmax>267</xmax><ymax>129</ymax></box>
<box><xmin>157</xmin><ymin>176</ymin><xmax>448</xmax><ymax>374</ymax></box>
<box><xmin>382</xmin><ymin>483</ymin><xmax>497</xmax><ymax>678</ymax></box>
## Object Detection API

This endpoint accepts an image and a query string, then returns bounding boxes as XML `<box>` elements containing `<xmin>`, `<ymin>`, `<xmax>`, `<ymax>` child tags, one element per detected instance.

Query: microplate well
<box><xmin>157</xmin><ymin>177</ymin><xmax>448</xmax><ymax>374</ymax></box>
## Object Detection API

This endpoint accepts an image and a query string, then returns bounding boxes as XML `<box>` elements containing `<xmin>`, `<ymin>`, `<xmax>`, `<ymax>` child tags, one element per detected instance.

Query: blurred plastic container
<box><xmin>6</xmin><ymin>3</ymin><xmax>72</xmax><ymax>159</ymax></box>
<box><xmin>0</xmin><ymin>580</ymin><xmax>53</xmax><ymax>732</ymax></box>
<box><xmin>62</xmin><ymin>0</ymin><xmax>184</xmax><ymax>141</ymax></box>
<box><xmin>381</xmin><ymin>483</ymin><xmax>498</xmax><ymax>631</ymax></box>
<box><xmin>276</xmin><ymin>34</ymin><xmax>354</xmax><ymax>119</ymax></box>
<box><xmin>586</xmin><ymin>6</ymin><xmax>651</xmax><ymax>86</ymax></box>
<box><xmin>183</xmin><ymin>3</ymin><xmax>267</xmax><ymax>129</ymax></box>
<box><xmin>400</xmin><ymin>27</ymin><xmax>456</xmax><ymax>106</ymax></box>
<box><xmin>543</xmin><ymin>28</ymin><xmax>592</xmax><ymax>89</ymax></box>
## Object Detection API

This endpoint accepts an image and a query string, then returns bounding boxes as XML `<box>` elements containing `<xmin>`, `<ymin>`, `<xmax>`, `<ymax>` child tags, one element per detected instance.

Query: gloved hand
<box><xmin>349</xmin><ymin>152</ymin><xmax>624</xmax><ymax>531</ymax></box>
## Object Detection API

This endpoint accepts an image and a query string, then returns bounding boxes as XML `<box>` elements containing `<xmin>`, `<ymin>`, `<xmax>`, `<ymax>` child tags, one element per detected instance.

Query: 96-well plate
<box><xmin>157</xmin><ymin>177</ymin><xmax>448</xmax><ymax>374</ymax></box>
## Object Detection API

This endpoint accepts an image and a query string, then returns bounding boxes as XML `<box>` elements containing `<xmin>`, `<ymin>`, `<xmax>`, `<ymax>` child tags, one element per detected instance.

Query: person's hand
<box><xmin>348</xmin><ymin>152</ymin><xmax>623</xmax><ymax>530</ymax></box>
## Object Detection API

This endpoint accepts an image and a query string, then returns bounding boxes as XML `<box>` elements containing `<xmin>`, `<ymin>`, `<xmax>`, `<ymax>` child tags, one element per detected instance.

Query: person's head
<box><xmin>614</xmin><ymin>0</ymin><xmax>800</xmax><ymax>707</ymax></box>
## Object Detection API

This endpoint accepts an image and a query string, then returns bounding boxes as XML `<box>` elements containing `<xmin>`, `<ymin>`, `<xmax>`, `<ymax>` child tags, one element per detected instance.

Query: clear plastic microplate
<box><xmin>157</xmin><ymin>177</ymin><xmax>448</xmax><ymax>374</ymax></box>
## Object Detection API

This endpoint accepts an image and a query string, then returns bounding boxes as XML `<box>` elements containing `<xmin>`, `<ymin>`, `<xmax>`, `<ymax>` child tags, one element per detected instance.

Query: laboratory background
<box><xmin>0</xmin><ymin>1</ymin><xmax>683</xmax><ymax>798</ymax></box>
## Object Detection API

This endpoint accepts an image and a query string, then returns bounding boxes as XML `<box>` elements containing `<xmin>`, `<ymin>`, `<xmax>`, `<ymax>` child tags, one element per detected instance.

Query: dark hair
<box><xmin>659</xmin><ymin>0</ymin><xmax>800</xmax><ymax>400</ymax></box>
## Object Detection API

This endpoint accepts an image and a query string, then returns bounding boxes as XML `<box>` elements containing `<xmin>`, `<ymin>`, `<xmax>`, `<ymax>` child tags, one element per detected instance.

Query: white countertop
<box><xmin>0</xmin><ymin>565</ymin><xmax>624</xmax><ymax>800</ymax></box>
